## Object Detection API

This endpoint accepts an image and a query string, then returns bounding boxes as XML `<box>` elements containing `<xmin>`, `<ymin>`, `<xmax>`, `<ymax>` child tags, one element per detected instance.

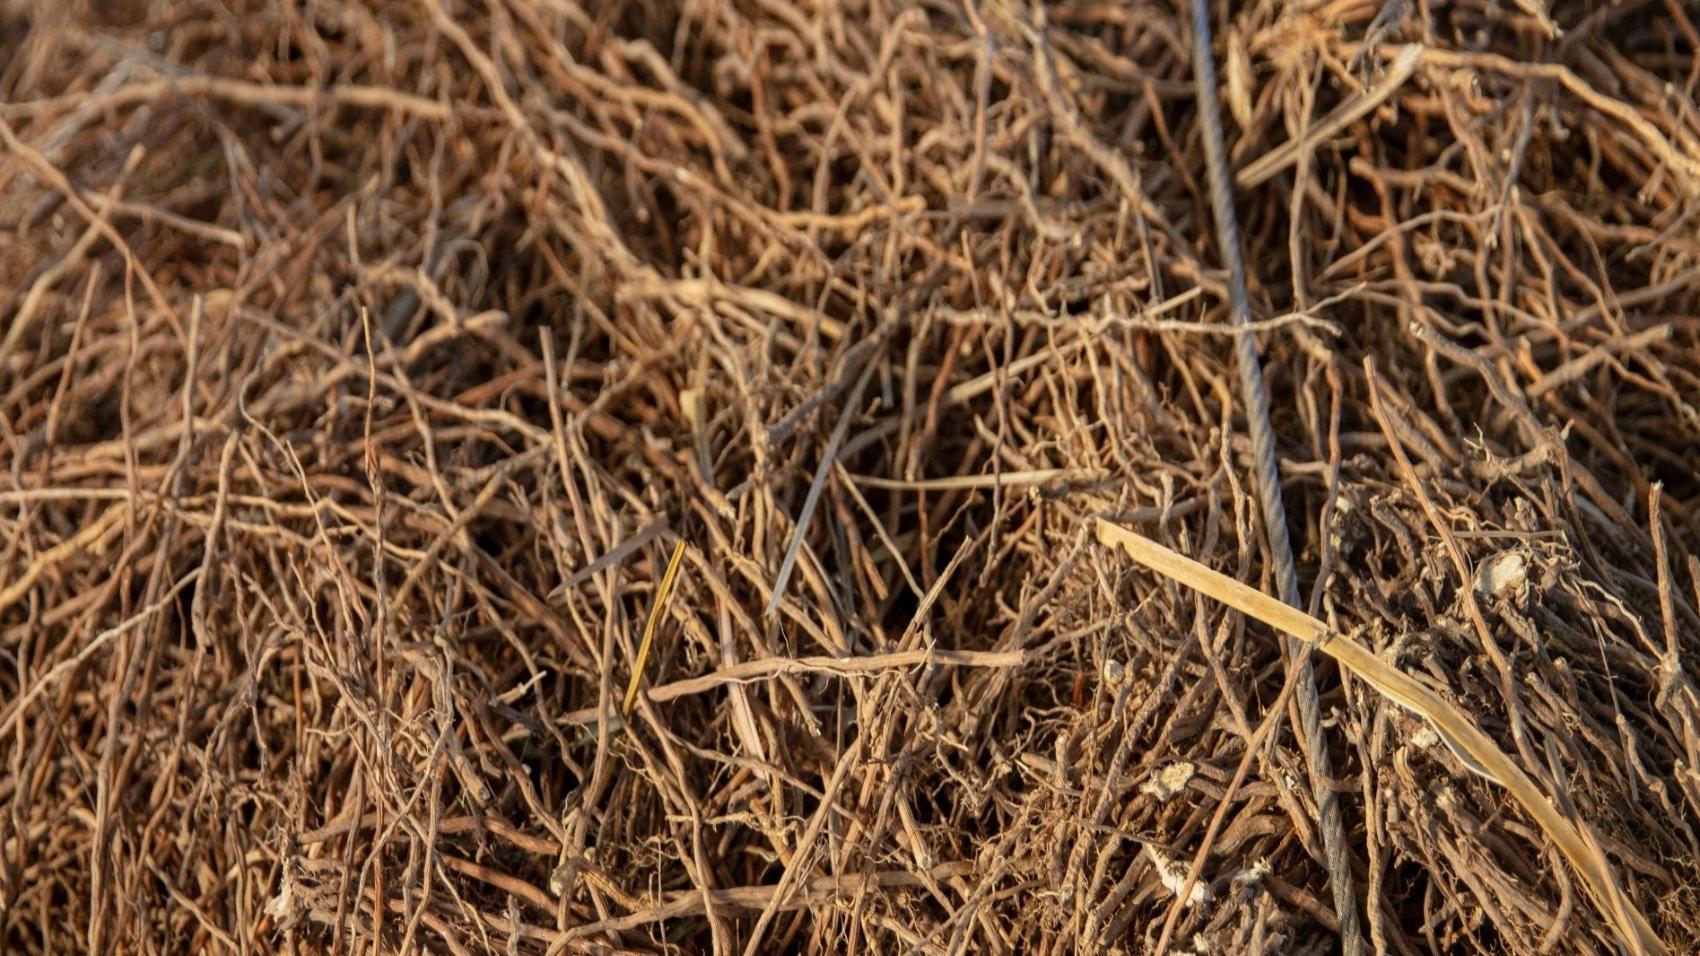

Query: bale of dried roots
<box><xmin>3</xmin><ymin>0</ymin><xmax>1699</xmax><ymax>953</ymax></box>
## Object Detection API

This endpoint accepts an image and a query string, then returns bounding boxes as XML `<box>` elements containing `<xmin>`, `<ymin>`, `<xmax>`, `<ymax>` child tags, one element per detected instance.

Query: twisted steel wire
<box><xmin>1186</xmin><ymin>2</ymin><xmax>1365</xmax><ymax>951</ymax></box>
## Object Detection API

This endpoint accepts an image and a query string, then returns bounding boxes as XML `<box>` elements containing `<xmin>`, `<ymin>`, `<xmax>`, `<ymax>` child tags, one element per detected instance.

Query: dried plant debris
<box><xmin>1474</xmin><ymin>550</ymin><xmax>1530</xmax><ymax>598</ymax></box>
<box><xmin>1146</xmin><ymin>843</ymin><xmax>1215</xmax><ymax>909</ymax></box>
<box><xmin>1141</xmin><ymin>762</ymin><xmax>1198</xmax><ymax>802</ymax></box>
<box><xmin>3</xmin><ymin>0</ymin><xmax>1700</xmax><ymax>954</ymax></box>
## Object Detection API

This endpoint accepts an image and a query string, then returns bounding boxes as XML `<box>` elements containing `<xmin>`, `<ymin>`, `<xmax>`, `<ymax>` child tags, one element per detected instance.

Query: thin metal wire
<box><xmin>1186</xmin><ymin>1</ymin><xmax>1365</xmax><ymax>952</ymax></box>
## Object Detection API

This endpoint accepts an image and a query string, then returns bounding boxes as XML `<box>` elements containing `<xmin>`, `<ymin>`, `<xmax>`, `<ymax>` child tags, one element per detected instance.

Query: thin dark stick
<box><xmin>1185</xmin><ymin>1</ymin><xmax>1364</xmax><ymax>953</ymax></box>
